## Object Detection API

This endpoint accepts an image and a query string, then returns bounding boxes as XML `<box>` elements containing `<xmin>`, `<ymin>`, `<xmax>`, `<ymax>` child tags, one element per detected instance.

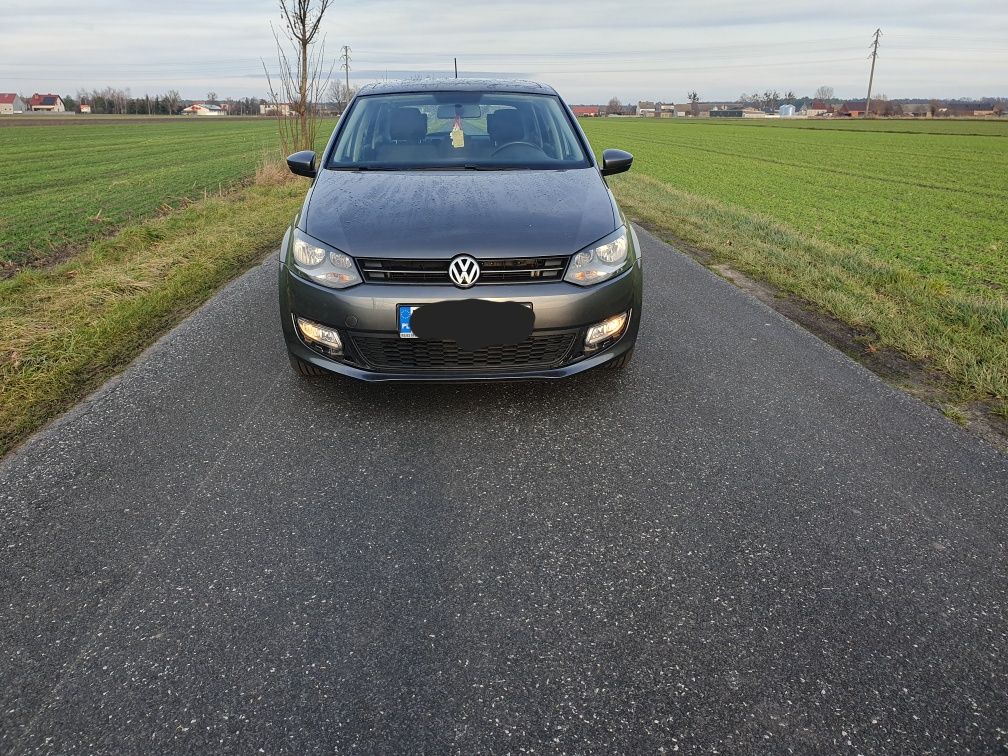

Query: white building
<box><xmin>637</xmin><ymin>101</ymin><xmax>678</xmax><ymax>118</ymax></box>
<box><xmin>799</xmin><ymin>100</ymin><xmax>830</xmax><ymax>117</ymax></box>
<box><xmin>181</xmin><ymin>103</ymin><xmax>225</xmax><ymax>116</ymax></box>
<box><xmin>0</xmin><ymin>93</ymin><xmax>26</xmax><ymax>115</ymax></box>
<box><xmin>260</xmin><ymin>102</ymin><xmax>293</xmax><ymax>116</ymax></box>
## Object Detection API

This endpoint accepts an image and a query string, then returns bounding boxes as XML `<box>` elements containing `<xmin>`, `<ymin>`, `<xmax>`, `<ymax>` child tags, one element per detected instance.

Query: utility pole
<box><xmin>864</xmin><ymin>28</ymin><xmax>881</xmax><ymax>119</ymax></box>
<box><xmin>340</xmin><ymin>45</ymin><xmax>351</xmax><ymax>91</ymax></box>
<box><xmin>454</xmin><ymin>57</ymin><xmax>458</xmax><ymax>78</ymax></box>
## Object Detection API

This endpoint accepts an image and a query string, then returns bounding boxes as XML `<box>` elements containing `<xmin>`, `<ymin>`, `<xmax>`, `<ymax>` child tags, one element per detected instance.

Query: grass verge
<box><xmin>610</xmin><ymin>172</ymin><xmax>1008</xmax><ymax>425</ymax></box>
<box><xmin>0</xmin><ymin>167</ymin><xmax>304</xmax><ymax>457</ymax></box>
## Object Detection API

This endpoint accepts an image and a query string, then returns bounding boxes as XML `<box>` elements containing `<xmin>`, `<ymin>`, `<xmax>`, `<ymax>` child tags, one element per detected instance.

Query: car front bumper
<box><xmin>279</xmin><ymin>259</ymin><xmax>642</xmax><ymax>381</ymax></box>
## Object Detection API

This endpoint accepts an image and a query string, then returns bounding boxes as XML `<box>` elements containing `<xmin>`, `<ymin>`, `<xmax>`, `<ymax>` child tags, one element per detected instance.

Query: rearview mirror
<box><xmin>601</xmin><ymin>148</ymin><xmax>633</xmax><ymax>176</ymax></box>
<box><xmin>286</xmin><ymin>150</ymin><xmax>316</xmax><ymax>178</ymax></box>
<box><xmin>436</xmin><ymin>104</ymin><xmax>482</xmax><ymax>119</ymax></box>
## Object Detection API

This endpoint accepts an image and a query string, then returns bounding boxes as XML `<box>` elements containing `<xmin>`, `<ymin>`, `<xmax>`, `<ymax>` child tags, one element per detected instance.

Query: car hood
<box><xmin>303</xmin><ymin>168</ymin><xmax>617</xmax><ymax>259</ymax></box>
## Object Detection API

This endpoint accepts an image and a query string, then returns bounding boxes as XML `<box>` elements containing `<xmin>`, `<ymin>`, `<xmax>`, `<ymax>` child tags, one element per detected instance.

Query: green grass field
<box><xmin>580</xmin><ymin>118</ymin><xmax>1007</xmax><ymax>295</ymax></box>
<box><xmin>0</xmin><ymin>118</ymin><xmax>295</xmax><ymax>269</ymax></box>
<box><xmin>0</xmin><ymin>115</ymin><xmax>1006</xmax><ymax>456</ymax></box>
<box><xmin>579</xmin><ymin>117</ymin><xmax>1008</xmax><ymax>417</ymax></box>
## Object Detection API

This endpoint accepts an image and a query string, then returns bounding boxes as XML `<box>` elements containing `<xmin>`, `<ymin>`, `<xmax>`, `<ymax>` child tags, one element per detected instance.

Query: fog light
<box><xmin>585</xmin><ymin>311</ymin><xmax>629</xmax><ymax>351</ymax></box>
<box><xmin>296</xmin><ymin>316</ymin><xmax>343</xmax><ymax>353</ymax></box>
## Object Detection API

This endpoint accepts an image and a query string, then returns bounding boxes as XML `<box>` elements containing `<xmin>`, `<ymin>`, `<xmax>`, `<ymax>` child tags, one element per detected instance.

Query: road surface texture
<box><xmin>1</xmin><ymin>227</ymin><xmax>1005</xmax><ymax>754</ymax></box>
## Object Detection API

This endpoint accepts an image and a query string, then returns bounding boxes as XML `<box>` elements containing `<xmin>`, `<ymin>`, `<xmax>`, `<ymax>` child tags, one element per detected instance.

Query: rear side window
<box><xmin>327</xmin><ymin>91</ymin><xmax>590</xmax><ymax>170</ymax></box>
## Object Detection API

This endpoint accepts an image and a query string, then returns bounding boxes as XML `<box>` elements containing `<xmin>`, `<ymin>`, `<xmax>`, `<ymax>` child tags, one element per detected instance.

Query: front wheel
<box><xmin>288</xmin><ymin>353</ymin><xmax>329</xmax><ymax>377</ymax></box>
<box><xmin>606</xmin><ymin>348</ymin><xmax>634</xmax><ymax>370</ymax></box>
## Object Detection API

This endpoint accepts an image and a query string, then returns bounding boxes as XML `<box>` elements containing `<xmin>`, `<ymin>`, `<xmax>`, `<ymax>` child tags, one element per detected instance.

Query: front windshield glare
<box><xmin>327</xmin><ymin>92</ymin><xmax>590</xmax><ymax>170</ymax></box>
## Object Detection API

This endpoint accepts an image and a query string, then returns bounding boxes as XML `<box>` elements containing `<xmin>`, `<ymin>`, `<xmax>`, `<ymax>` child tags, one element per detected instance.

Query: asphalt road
<box><xmin>1</xmin><ymin>227</ymin><xmax>1005</xmax><ymax>754</ymax></box>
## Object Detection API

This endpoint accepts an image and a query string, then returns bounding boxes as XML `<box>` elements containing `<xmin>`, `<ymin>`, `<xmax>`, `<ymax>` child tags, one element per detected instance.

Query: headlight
<box><xmin>564</xmin><ymin>226</ymin><xmax>632</xmax><ymax>286</ymax></box>
<box><xmin>585</xmin><ymin>311</ymin><xmax>629</xmax><ymax>351</ymax></box>
<box><xmin>289</xmin><ymin>229</ymin><xmax>362</xmax><ymax>289</ymax></box>
<box><xmin>296</xmin><ymin>316</ymin><xmax>343</xmax><ymax>353</ymax></box>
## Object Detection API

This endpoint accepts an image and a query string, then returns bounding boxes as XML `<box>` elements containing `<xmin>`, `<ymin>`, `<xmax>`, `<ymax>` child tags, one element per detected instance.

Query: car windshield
<box><xmin>326</xmin><ymin>91</ymin><xmax>591</xmax><ymax>170</ymax></box>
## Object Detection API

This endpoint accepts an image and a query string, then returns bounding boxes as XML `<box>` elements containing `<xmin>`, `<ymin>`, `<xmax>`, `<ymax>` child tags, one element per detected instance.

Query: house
<box><xmin>637</xmin><ymin>101</ymin><xmax>677</xmax><ymax>117</ymax></box>
<box><xmin>0</xmin><ymin>93</ymin><xmax>26</xmax><ymax>115</ymax></box>
<box><xmin>28</xmin><ymin>93</ymin><xmax>65</xmax><ymax>112</ymax></box>
<box><xmin>79</xmin><ymin>103</ymin><xmax>91</xmax><ymax>114</ymax></box>
<box><xmin>838</xmin><ymin>101</ymin><xmax>868</xmax><ymax>117</ymax></box>
<box><xmin>571</xmin><ymin>105</ymin><xmax>601</xmax><ymax>117</ymax></box>
<box><xmin>181</xmin><ymin>103</ymin><xmax>225</xmax><ymax>116</ymax></box>
<box><xmin>901</xmin><ymin>103</ymin><xmax>930</xmax><ymax>118</ymax></box>
<box><xmin>675</xmin><ymin>102</ymin><xmax>711</xmax><ymax>117</ymax></box>
<box><xmin>710</xmin><ymin>108</ymin><xmax>744</xmax><ymax>118</ymax></box>
<box><xmin>800</xmin><ymin>100</ymin><xmax>830</xmax><ymax>117</ymax></box>
<box><xmin>260</xmin><ymin>101</ymin><xmax>293</xmax><ymax>116</ymax></box>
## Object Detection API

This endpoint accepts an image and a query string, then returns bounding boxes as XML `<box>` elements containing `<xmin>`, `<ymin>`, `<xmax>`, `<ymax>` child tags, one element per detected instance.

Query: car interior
<box><xmin>330</xmin><ymin>94</ymin><xmax>587</xmax><ymax>167</ymax></box>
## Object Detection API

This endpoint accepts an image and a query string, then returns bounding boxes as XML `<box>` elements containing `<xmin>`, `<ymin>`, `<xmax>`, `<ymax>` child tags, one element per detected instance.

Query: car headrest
<box><xmin>389</xmin><ymin>107</ymin><xmax>427</xmax><ymax>142</ymax></box>
<box><xmin>487</xmin><ymin>108</ymin><xmax>523</xmax><ymax>144</ymax></box>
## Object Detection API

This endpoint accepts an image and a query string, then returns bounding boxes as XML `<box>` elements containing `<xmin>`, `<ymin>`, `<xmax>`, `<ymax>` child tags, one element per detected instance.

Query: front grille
<box><xmin>349</xmin><ymin>332</ymin><xmax>577</xmax><ymax>372</ymax></box>
<box><xmin>358</xmin><ymin>256</ymin><xmax>568</xmax><ymax>284</ymax></box>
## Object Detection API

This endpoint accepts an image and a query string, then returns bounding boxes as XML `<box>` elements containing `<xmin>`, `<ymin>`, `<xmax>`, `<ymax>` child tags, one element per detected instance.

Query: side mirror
<box><xmin>286</xmin><ymin>150</ymin><xmax>317</xmax><ymax>178</ymax></box>
<box><xmin>601</xmin><ymin>148</ymin><xmax>633</xmax><ymax>176</ymax></box>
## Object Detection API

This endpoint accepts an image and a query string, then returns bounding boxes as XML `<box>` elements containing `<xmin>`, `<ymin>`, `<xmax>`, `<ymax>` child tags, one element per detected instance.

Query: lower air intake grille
<box><xmin>350</xmin><ymin>332</ymin><xmax>576</xmax><ymax>371</ymax></box>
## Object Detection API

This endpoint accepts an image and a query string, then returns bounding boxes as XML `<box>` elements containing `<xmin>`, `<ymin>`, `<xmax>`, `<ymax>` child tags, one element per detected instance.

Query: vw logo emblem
<box><xmin>448</xmin><ymin>254</ymin><xmax>481</xmax><ymax>288</ymax></box>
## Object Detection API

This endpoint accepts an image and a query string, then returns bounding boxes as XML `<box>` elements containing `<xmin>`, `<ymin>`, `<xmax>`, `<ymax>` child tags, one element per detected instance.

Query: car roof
<box><xmin>356</xmin><ymin>78</ymin><xmax>559</xmax><ymax>96</ymax></box>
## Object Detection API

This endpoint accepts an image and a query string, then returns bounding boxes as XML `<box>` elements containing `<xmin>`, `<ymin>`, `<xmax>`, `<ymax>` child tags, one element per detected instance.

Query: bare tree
<box><xmin>870</xmin><ymin>93</ymin><xmax>887</xmax><ymax>115</ymax></box>
<box><xmin>163</xmin><ymin>89</ymin><xmax>181</xmax><ymax>115</ymax></box>
<box><xmin>327</xmin><ymin>80</ymin><xmax>357</xmax><ymax>114</ymax></box>
<box><xmin>687</xmin><ymin>90</ymin><xmax>700</xmax><ymax>117</ymax></box>
<box><xmin>207</xmin><ymin>91</ymin><xmax>218</xmax><ymax>104</ymax></box>
<box><xmin>606</xmin><ymin>97</ymin><xmax>621</xmax><ymax>115</ymax></box>
<box><xmin>264</xmin><ymin>0</ymin><xmax>334</xmax><ymax>154</ymax></box>
<box><xmin>108</xmin><ymin>87</ymin><xmax>129</xmax><ymax>114</ymax></box>
<box><xmin>814</xmin><ymin>85</ymin><xmax>834</xmax><ymax>102</ymax></box>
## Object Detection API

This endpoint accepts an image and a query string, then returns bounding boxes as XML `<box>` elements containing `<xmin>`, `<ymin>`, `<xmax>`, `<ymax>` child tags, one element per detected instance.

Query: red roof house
<box><xmin>29</xmin><ymin>93</ymin><xmax>65</xmax><ymax>112</ymax></box>
<box><xmin>838</xmin><ymin>100</ymin><xmax>868</xmax><ymax>117</ymax></box>
<box><xmin>571</xmin><ymin>105</ymin><xmax>601</xmax><ymax>117</ymax></box>
<box><xmin>0</xmin><ymin>93</ymin><xmax>27</xmax><ymax>114</ymax></box>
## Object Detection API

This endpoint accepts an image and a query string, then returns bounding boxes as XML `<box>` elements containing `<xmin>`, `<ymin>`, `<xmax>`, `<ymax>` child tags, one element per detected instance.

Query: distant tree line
<box><xmin>64</xmin><ymin>87</ymin><xmax>265</xmax><ymax>115</ymax></box>
<box><xmin>737</xmin><ymin>90</ymin><xmax>798</xmax><ymax>110</ymax></box>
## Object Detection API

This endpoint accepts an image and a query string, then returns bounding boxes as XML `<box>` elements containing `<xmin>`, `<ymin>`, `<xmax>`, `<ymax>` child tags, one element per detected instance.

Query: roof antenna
<box><xmin>454</xmin><ymin>58</ymin><xmax>458</xmax><ymax>79</ymax></box>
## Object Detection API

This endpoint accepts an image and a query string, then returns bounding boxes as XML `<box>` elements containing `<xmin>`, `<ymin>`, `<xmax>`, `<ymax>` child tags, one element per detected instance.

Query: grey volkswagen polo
<box><xmin>279</xmin><ymin>79</ymin><xmax>643</xmax><ymax>380</ymax></box>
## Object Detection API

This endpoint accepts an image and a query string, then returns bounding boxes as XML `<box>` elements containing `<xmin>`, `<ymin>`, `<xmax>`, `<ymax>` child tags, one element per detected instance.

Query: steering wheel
<box><xmin>491</xmin><ymin>141</ymin><xmax>545</xmax><ymax>156</ymax></box>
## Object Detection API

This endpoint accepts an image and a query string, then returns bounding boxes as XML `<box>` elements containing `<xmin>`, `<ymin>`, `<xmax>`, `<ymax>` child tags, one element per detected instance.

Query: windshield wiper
<box><xmin>464</xmin><ymin>164</ymin><xmax>535</xmax><ymax>171</ymax></box>
<box><xmin>329</xmin><ymin>165</ymin><xmax>400</xmax><ymax>171</ymax></box>
<box><xmin>412</xmin><ymin>164</ymin><xmax>532</xmax><ymax>171</ymax></box>
<box><xmin>336</xmin><ymin>164</ymin><xmax>535</xmax><ymax>172</ymax></box>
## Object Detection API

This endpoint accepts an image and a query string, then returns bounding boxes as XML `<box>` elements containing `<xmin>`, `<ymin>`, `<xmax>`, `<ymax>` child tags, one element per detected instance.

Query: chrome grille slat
<box><xmin>358</xmin><ymin>256</ymin><xmax>568</xmax><ymax>284</ymax></box>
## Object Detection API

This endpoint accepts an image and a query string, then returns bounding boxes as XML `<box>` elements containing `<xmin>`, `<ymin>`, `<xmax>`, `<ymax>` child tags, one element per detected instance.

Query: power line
<box><xmin>865</xmin><ymin>28</ymin><xmax>882</xmax><ymax>118</ymax></box>
<box><xmin>340</xmin><ymin>45</ymin><xmax>351</xmax><ymax>90</ymax></box>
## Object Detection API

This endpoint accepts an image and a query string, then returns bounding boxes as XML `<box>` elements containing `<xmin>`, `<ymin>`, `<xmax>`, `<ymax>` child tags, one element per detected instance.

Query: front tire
<box><xmin>288</xmin><ymin>353</ymin><xmax>329</xmax><ymax>377</ymax></box>
<box><xmin>606</xmin><ymin>348</ymin><xmax>634</xmax><ymax>370</ymax></box>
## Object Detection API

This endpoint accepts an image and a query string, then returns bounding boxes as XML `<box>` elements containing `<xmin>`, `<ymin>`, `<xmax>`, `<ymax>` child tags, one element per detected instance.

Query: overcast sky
<box><xmin>3</xmin><ymin>0</ymin><xmax>1006</xmax><ymax>102</ymax></box>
